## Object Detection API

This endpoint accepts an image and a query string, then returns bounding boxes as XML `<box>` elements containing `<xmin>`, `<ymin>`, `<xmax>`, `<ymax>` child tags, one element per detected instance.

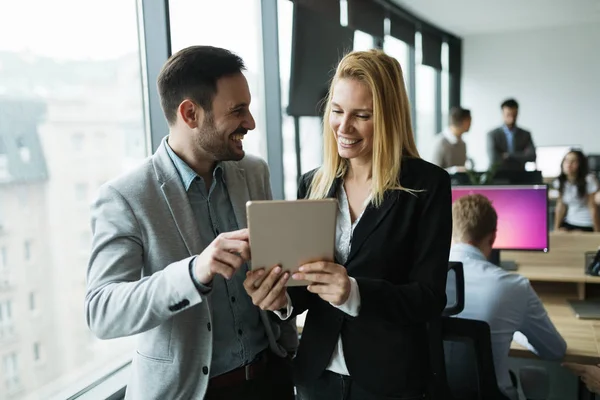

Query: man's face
<box><xmin>502</xmin><ymin>106</ymin><xmax>518</xmax><ymax>128</ymax></box>
<box><xmin>194</xmin><ymin>73</ymin><xmax>255</xmax><ymax>162</ymax></box>
<box><xmin>462</xmin><ymin>117</ymin><xmax>472</xmax><ymax>133</ymax></box>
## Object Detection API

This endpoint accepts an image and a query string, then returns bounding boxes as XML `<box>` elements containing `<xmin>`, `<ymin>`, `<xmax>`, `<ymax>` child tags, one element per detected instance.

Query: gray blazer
<box><xmin>85</xmin><ymin>139</ymin><xmax>298</xmax><ymax>400</ymax></box>
<box><xmin>487</xmin><ymin>127</ymin><xmax>536</xmax><ymax>171</ymax></box>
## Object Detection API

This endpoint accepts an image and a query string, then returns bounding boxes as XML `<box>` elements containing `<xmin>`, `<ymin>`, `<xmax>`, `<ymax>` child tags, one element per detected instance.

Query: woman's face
<box><xmin>329</xmin><ymin>78</ymin><xmax>374</xmax><ymax>162</ymax></box>
<box><xmin>562</xmin><ymin>152</ymin><xmax>579</xmax><ymax>176</ymax></box>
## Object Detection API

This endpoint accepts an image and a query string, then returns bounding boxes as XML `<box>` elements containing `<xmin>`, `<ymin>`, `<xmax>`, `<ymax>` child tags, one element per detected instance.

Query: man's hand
<box><xmin>193</xmin><ymin>229</ymin><xmax>250</xmax><ymax>285</ymax></box>
<box><xmin>563</xmin><ymin>363</ymin><xmax>600</xmax><ymax>394</ymax></box>
<box><xmin>243</xmin><ymin>266</ymin><xmax>289</xmax><ymax>311</ymax></box>
<box><xmin>292</xmin><ymin>262</ymin><xmax>350</xmax><ymax>306</ymax></box>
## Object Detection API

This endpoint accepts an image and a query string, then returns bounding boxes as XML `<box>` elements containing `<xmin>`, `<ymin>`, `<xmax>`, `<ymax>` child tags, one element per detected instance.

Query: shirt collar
<box><xmin>164</xmin><ymin>139</ymin><xmax>224</xmax><ymax>191</ymax></box>
<box><xmin>443</xmin><ymin>128</ymin><xmax>460</xmax><ymax>145</ymax></box>
<box><xmin>502</xmin><ymin>124</ymin><xmax>516</xmax><ymax>135</ymax></box>
<box><xmin>449</xmin><ymin>243</ymin><xmax>488</xmax><ymax>262</ymax></box>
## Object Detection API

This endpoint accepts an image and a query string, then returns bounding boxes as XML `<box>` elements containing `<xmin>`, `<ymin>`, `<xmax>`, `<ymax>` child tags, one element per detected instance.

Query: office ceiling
<box><xmin>391</xmin><ymin>0</ymin><xmax>600</xmax><ymax>35</ymax></box>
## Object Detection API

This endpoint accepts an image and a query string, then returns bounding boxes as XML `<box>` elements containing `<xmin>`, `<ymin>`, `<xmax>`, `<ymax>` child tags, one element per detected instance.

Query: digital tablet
<box><xmin>246</xmin><ymin>199</ymin><xmax>337</xmax><ymax>286</ymax></box>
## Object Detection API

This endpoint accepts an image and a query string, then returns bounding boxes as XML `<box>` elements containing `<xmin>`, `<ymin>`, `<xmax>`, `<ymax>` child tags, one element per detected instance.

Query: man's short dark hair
<box><xmin>157</xmin><ymin>46</ymin><xmax>246</xmax><ymax>125</ymax></box>
<box><xmin>501</xmin><ymin>98</ymin><xmax>519</xmax><ymax>109</ymax></box>
<box><xmin>449</xmin><ymin>107</ymin><xmax>471</xmax><ymax>126</ymax></box>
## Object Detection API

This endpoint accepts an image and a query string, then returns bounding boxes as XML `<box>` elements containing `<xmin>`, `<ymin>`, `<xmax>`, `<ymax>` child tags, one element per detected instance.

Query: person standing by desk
<box><xmin>450</xmin><ymin>194</ymin><xmax>567</xmax><ymax>400</ymax></box>
<box><xmin>431</xmin><ymin>106</ymin><xmax>472</xmax><ymax>172</ymax></box>
<box><xmin>487</xmin><ymin>98</ymin><xmax>536</xmax><ymax>171</ymax></box>
<box><xmin>245</xmin><ymin>49</ymin><xmax>452</xmax><ymax>399</ymax></box>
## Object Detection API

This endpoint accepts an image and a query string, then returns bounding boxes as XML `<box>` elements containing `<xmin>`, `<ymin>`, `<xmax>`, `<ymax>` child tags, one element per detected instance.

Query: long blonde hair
<box><xmin>308</xmin><ymin>49</ymin><xmax>420</xmax><ymax>207</ymax></box>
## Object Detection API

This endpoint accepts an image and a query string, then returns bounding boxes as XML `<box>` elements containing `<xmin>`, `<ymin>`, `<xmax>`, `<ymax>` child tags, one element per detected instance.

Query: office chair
<box><xmin>442</xmin><ymin>317</ymin><xmax>510</xmax><ymax>400</ymax></box>
<box><xmin>427</xmin><ymin>262</ymin><xmax>465</xmax><ymax>400</ymax></box>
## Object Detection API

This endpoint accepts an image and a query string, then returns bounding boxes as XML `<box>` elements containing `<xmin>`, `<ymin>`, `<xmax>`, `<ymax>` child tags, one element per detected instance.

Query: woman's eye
<box><xmin>332</xmin><ymin>110</ymin><xmax>343</xmax><ymax>114</ymax></box>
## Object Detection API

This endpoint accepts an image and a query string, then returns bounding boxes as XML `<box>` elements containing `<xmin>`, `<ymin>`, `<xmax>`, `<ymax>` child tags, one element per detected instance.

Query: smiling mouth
<box><xmin>338</xmin><ymin>136</ymin><xmax>361</xmax><ymax>146</ymax></box>
<box><xmin>230</xmin><ymin>134</ymin><xmax>245</xmax><ymax>141</ymax></box>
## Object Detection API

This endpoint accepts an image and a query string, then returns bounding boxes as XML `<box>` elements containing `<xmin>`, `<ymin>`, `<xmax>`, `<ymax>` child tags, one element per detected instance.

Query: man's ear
<box><xmin>178</xmin><ymin>99</ymin><xmax>205</xmax><ymax>129</ymax></box>
<box><xmin>489</xmin><ymin>230</ymin><xmax>497</xmax><ymax>248</ymax></box>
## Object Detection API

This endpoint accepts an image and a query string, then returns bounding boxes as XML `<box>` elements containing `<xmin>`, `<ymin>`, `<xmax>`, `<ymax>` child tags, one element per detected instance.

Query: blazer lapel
<box><xmin>223</xmin><ymin>162</ymin><xmax>251</xmax><ymax>229</ymax></box>
<box><xmin>153</xmin><ymin>140</ymin><xmax>203</xmax><ymax>256</ymax></box>
<box><xmin>346</xmin><ymin>190</ymin><xmax>399</xmax><ymax>264</ymax></box>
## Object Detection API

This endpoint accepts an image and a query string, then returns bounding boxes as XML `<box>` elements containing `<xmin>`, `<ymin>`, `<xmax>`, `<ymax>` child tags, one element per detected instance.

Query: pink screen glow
<box><xmin>451</xmin><ymin>186</ymin><xmax>548</xmax><ymax>251</ymax></box>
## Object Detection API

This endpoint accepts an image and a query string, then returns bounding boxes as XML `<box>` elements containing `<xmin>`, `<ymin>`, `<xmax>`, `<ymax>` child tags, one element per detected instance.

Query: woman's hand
<box><xmin>292</xmin><ymin>262</ymin><xmax>351</xmax><ymax>306</ymax></box>
<box><xmin>243</xmin><ymin>266</ymin><xmax>289</xmax><ymax>311</ymax></box>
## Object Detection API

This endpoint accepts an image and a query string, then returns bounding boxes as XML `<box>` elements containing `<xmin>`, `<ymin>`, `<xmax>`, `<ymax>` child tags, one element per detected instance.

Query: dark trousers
<box><xmin>296</xmin><ymin>371</ymin><xmax>426</xmax><ymax>400</ymax></box>
<box><xmin>205</xmin><ymin>354</ymin><xmax>294</xmax><ymax>400</ymax></box>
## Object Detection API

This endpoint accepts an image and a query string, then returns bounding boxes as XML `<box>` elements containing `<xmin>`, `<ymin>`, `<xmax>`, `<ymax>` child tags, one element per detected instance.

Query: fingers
<box><xmin>243</xmin><ymin>269</ymin><xmax>266</xmax><ymax>291</ymax></box>
<box><xmin>221</xmin><ymin>228</ymin><xmax>249</xmax><ymax>241</ymax></box>
<box><xmin>250</xmin><ymin>266</ymin><xmax>283</xmax><ymax>303</ymax></box>
<box><xmin>259</xmin><ymin>272</ymin><xmax>290</xmax><ymax>310</ymax></box>
<box><xmin>213</xmin><ymin>249</ymin><xmax>245</xmax><ymax>270</ymax></box>
<box><xmin>297</xmin><ymin>261</ymin><xmax>335</xmax><ymax>273</ymax></box>
<box><xmin>209</xmin><ymin>259</ymin><xmax>238</xmax><ymax>280</ymax></box>
<box><xmin>215</xmin><ymin>238</ymin><xmax>251</xmax><ymax>261</ymax></box>
<box><xmin>292</xmin><ymin>271</ymin><xmax>336</xmax><ymax>284</ymax></box>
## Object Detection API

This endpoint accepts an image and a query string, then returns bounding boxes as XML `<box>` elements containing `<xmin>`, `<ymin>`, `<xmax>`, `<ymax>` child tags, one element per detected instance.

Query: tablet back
<box><xmin>246</xmin><ymin>199</ymin><xmax>337</xmax><ymax>286</ymax></box>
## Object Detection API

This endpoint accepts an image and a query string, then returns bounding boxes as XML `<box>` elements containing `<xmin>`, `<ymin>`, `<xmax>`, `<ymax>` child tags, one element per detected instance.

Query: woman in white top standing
<box><xmin>554</xmin><ymin>150</ymin><xmax>600</xmax><ymax>232</ymax></box>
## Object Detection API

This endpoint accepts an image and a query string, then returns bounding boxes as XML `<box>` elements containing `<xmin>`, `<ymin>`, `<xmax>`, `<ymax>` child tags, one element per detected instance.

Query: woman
<box><xmin>554</xmin><ymin>150</ymin><xmax>599</xmax><ymax>232</ymax></box>
<box><xmin>282</xmin><ymin>50</ymin><xmax>450</xmax><ymax>399</ymax></box>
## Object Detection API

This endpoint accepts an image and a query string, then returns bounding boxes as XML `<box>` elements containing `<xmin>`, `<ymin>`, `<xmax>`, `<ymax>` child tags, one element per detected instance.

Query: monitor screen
<box><xmin>451</xmin><ymin>185</ymin><xmax>549</xmax><ymax>252</ymax></box>
<box><xmin>536</xmin><ymin>145</ymin><xmax>581</xmax><ymax>178</ymax></box>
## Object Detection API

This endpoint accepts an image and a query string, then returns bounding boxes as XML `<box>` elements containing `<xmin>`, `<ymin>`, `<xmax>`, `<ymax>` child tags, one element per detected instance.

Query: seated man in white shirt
<box><xmin>449</xmin><ymin>194</ymin><xmax>567</xmax><ymax>400</ymax></box>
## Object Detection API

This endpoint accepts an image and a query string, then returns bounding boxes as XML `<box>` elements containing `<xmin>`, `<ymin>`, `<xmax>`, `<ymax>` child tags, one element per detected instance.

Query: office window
<box><xmin>0</xmin><ymin>0</ymin><xmax>145</xmax><ymax>397</ymax></box>
<box><xmin>169</xmin><ymin>0</ymin><xmax>268</xmax><ymax>161</ymax></box>
<box><xmin>441</xmin><ymin>42</ymin><xmax>450</xmax><ymax>127</ymax></box>
<box><xmin>3</xmin><ymin>352</ymin><xmax>20</xmax><ymax>393</ymax></box>
<box><xmin>74</xmin><ymin>183</ymin><xmax>88</xmax><ymax>203</ymax></box>
<box><xmin>354</xmin><ymin>30</ymin><xmax>376</xmax><ymax>51</ymax></box>
<box><xmin>29</xmin><ymin>292</ymin><xmax>36</xmax><ymax>312</ymax></box>
<box><xmin>415</xmin><ymin>33</ymin><xmax>437</xmax><ymax>161</ymax></box>
<box><xmin>24</xmin><ymin>240</ymin><xmax>32</xmax><ymax>261</ymax></box>
<box><xmin>0</xmin><ymin>246</ymin><xmax>6</xmax><ymax>269</ymax></box>
<box><xmin>71</xmin><ymin>133</ymin><xmax>84</xmax><ymax>151</ymax></box>
<box><xmin>383</xmin><ymin>35</ymin><xmax>411</xmax><ymax>94</ymax></box>
<box><xmin>33</xmin><ymin>342</ymin><xmax>42</xmax><ymax>362</ymax></box>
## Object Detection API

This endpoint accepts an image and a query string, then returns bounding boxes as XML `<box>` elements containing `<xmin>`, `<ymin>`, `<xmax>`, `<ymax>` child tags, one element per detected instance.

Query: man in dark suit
<box><xmin>487</xmin><ymin>98</ymin><xmax>536</xmax><ymax>171</ymax></box>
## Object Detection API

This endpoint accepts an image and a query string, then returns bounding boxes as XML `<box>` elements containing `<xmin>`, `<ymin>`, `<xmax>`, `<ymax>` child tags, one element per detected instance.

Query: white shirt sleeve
<box><xmin>271</xmin><ymin>292</ymin><xmax>294</xmax><ymax>321</ymax></box>
<box><xmin>330</xmin><ymin>277</ymin><xmax>361</xmax><ymax>317</ymax></box>
<box><xmin>517</xmin><ymin>280</ymin><xmax>567</xmax><ymax>360</ymax></box>
<box><xmin>586</xmin><ymin>174</ymin><xmax>599</xmax><ymax>194</ymax></box>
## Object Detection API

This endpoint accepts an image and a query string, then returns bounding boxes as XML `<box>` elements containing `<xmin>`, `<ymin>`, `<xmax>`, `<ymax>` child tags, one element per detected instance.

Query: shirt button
<box><xmin>231</xmin><ymin>296</ymin><xmax>236</xmax><ymax>303</ymax></box>
<box><xmin>207</xmin><ymin>323</ymin><xmax>211</xmax><ymax>332</ymax></box>
<box><xmin>202</xmin><ymin>366</ymin><xmax>209</xmax><ymax>375</ymax></box>
<box><xmin>238</xmin><ymin>329</ymin><xmax>243</xmax><ymax>335</ymax></box>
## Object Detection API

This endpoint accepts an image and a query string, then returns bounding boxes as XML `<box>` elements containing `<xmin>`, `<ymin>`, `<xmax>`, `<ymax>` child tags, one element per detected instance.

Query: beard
<box><xmin>195</xmin><ymin>113</ymin><xmax>247</xmax><ymax>162</ymax></box>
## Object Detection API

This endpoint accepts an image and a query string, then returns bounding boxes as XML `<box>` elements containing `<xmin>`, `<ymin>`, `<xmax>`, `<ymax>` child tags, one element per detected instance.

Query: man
<box><xmin>487</xmin><ymin>98</ymin><xmax>536</xmax><ymax>170</ymax></box>
<box><xmin>449</xmin><ymin>194</ymin><xmax>566</xmax><ymax>400</ymax></box>
<box><xmin>431</xmin><ymin>107</ymin><xmax>472</xmax><ymax>171</ymax></box>
<box><xmin>85</xmin><ymin>46</ymin><xmax>297</xmax><ymax>400</ymax></box>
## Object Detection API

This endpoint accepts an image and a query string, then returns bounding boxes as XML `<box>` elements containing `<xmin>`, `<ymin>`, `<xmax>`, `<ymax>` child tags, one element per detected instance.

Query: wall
<box><xmin>461</xmin><ymin>23</ymin><xmax>600</xmax><ymax>170</ymax></box>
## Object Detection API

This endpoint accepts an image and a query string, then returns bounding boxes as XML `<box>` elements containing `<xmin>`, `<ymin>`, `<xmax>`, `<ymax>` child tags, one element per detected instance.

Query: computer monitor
<box><xmin>451</xmin><ymin>185</ymin><xmax>549</xmax><ymax>270</ymax></box>
<box><xmin>535</xmin><ymin>145</ymin><xmax>581</xmax><ymax>178</ymax></box>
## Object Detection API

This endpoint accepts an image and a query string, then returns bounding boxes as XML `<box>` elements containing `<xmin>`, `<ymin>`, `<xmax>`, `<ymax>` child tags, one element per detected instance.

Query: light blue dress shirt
<box><xmin>164</xmin><ymin>140</ymin><xmax>268</xmax><ymax>378</ymax></box>
<box><xmin>502</xmin><ymin>124</ymin><xmax>515</xmax><ymax>154</ymax></box>
<box><xmin>449</xmin><ymin>243</ymin><xmax>566</xmax><ymax>399</ymax></box>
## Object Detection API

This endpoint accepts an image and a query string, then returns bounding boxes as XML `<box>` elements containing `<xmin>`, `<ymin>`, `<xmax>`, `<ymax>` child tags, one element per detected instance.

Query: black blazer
<box><xmin>289</xmin><ymin>157</ymin><xmax>452</xmax><ymax>397</ymax></box>
<box><xmin>487</xmin><ymin>127</ymin><xmax>536</xmax><ymax>171</ymax></box>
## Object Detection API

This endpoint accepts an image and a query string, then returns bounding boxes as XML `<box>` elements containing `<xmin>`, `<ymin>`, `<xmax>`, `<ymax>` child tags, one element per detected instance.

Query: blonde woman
<box><xmin>245</xmin><ymin>50</ymin><xmax>452</xmax><ymax>399</ymax></box>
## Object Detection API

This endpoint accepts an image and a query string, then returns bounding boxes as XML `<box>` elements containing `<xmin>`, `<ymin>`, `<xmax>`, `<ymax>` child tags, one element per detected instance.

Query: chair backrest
<box><xmin>442</xmin><ymin>317</ymin><xmax>510</xmax><ymax>400</ymax></box>
<box><xmin>444</xmin><ymin>262</ymin><xmax>465</xmax><ymax>316</ymax></box>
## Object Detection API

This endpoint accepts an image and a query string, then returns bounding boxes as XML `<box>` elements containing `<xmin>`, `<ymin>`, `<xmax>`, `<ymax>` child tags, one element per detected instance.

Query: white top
<box><xmin>276</xmin><ymin>185</ymin><xmax>362</xmax><ymax>375</ymax></box>
<box><xmin>449</xmin><ymin>244</ymin><xmax>566</xmax><ymax>400</ymax></box>
<box><xmin>553</xmin><ymin>174</ymin><xmax>599</xmax><ymax>227</ymax></box>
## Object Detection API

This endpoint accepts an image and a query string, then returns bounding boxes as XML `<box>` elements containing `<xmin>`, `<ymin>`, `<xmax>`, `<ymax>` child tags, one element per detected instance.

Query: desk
<box><xmin>504</xmin><ymin>232</ymin><xmax>600</xmax><ymax>364</ymax></box>
<box><xmin>509</xmin><ymin>292</ymin><xmax>600</xmax><ymax>364</ymax></box>
<box><xmin>503</xmin><ymin>232</ymin><xmax>600</xmax><ymax>299</ymax></box>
